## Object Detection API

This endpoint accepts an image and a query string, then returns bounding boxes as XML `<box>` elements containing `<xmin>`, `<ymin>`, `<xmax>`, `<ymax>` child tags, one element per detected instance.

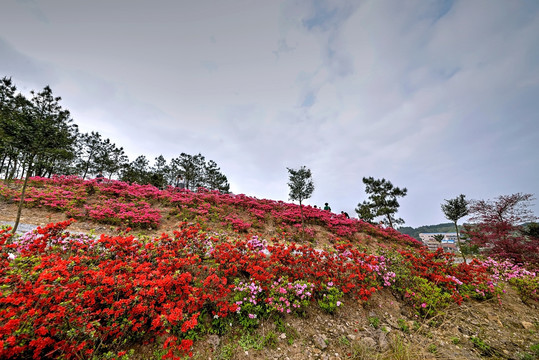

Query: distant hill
<box><xmin>398</xmin><ymin>222</ymin><xmax>461</xmax><ymax>240</ymax></box>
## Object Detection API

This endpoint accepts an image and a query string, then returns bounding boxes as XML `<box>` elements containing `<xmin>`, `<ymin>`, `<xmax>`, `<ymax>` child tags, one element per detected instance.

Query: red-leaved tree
<box><xmin>464</xmin><ymin>193</ymin><xmax>539</xmax><ymax>267</ymax></box>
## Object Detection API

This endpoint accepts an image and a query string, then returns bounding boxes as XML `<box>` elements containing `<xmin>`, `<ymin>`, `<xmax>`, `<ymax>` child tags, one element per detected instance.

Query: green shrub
<box><xmin>509</xmin><ymin>277</ymin><xmax>539</xmax><ymax>303</ymax></box>
<box><xmin>318</xmin><ymin>282</ymin><xmax>344</xmax><ymax>314</ymax></box>
<box><xmin>368</xmin><ymin>316</ymin><xmax>380</xmax><ymax>329</ymax></box>
<box><xmin>402</xmin><ymin>276</ymin><xmax>452</xmax><ymax>317</ymax></box>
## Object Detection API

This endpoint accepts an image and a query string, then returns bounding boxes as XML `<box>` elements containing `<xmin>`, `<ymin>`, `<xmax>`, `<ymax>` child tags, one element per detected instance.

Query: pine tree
<box><xmin>441</xmin><ymin>194</ymin><xmax>469</xmax><ymax>261</ymax></box>
<box><xmin>287</xmin><ymin>166</ymin><xmax>314</xmax><ymax>237</ymax></box>
<box><xmin>355</xmin><ymin>177</ymin><xmax>407</xmax><ymax>228</ymax></box>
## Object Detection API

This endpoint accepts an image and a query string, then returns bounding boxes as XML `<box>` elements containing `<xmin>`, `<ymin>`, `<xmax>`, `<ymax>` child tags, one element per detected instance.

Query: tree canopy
<box><xmin>0</xmin><ymin>77</ymin><xmax>230</xmax><ymax>194</ymax></box>
<box><xmin>287</xmin><ymin>166</ymin><xmax>314</xmax><ymax>236</ymax></box>
<box><xmin>287</xmin><ymin>166</ymin><xmax>314</xmax><ymax>206</ymax></box>
<box><xmin>1</xmin><ymin>77</ymin><xmax>78</xmax><ymax>233</ymax></box>
<box><xmin>465</xmin><ymin>193</ymin><xmax>539</xmax><ymax>266</ymax></box>
<box><xmin>441</xmin><ymin>194</ymin><xmax>469</xmax><ymax>261</ymax></box>
<box><xmin>355</xmin><ymin>177</ymin><xmax>407</xmax><ymax>228</ymax></box>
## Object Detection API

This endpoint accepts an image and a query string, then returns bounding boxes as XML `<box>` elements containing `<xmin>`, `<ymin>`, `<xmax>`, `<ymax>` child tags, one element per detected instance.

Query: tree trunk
<box><xmin>8</xmin><ymin>157</ymin><xmax>17</xmax><ymax>180</ymax></box>
<box><xmin>12</xmin><ymin>158</ymin><xmax>34</xmax><ymax>234</ymax></box>
<box><xmin>4</xmin><ymin>158</ymin><xmax>11</xmax><ymax>181</ymax></box>
<box><xmin>0</xmin><ymin>153</ymin><xmax>7</xmax><ymax>175</ymax></box>
<box><xmin>300</xmin><ymin>201</ymin><xmax>305</xmax><ymax>239</ymax></box>
<box><xmin>454</xmin><ymin>221</ymin><xmax>466</xmax><ymax>263</ymax></box>
<box><xmin>387</xmin><ymin>214</ymin><xmax>393</xmax><ymax>229</ymax></box>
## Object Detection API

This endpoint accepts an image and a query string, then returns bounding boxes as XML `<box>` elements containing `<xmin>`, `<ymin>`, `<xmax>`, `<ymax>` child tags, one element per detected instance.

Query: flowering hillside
<box><xmin>0</xmin><ymin>176</ymin><xmax>538</xmax><ymax>359</ymax></box>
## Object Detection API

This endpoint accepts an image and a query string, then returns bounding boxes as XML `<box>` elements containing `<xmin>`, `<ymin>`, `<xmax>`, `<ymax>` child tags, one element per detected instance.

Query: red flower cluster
<box><xmin>0</xmin><ymin>222</ymin><xmax>232</xmax><ymax>359</ymax></box>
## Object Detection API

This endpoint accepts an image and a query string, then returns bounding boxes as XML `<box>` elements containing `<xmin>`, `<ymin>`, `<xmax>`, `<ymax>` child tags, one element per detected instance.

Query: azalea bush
<box><xmin>267</xmin><ymin>277</ymin><xmax>314</xmax><ymax>316</ymax></box>
<box><xmin>481</xmin><ymin>258</ymin><xmax>538</xmax><ymax>303</ymax></box>
<box><xmin>0</xmin><ymin>222</ymin><xmax>235</xmax><ymax>360</ymax></box>
<box><xmin>83</xmin><ymin>198</ymin><xmax>161</xmax><ymax>228</ymax></box>
<box><xmin>509</xmin><ymin>276</ymin><xmax>539</xmax><ymax>303</ymax></box>
<box><xmin>232</xmin><ymin>279</ymin><xmax>266</xmax><ymax>329</ymax></box>
<box><xmin>402</xmin><ymin>276</ymin><xmax>453</xmax><ymax>317</ymax></box>
<box><xmin>384</xmin><ymin>248</ymin><xmax>508</xmax><ymax>317</ymax></box>
<box><xmin>3</xmin><ymin>175</ymin><xmax>424</xmax><ymax>248</ymax></box>
<box><xmin>223</xmin><ymin>215</ymin><xmax>252</xmax><ymax>232</ymax></box>
<box><xmin>318</xmin><ymin>282</ymin><xmax>344</xmax><ymax>314</ymax></box>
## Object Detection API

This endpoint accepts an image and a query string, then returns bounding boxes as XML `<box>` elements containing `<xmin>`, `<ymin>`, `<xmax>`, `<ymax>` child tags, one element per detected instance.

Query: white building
<box><xmin>419</xmin><ymin>233</ymin><xmax>459</xmax><ymax>253</ymax></box>
<box><xmin>419</xmin><ymin>232</ymin><xmax>458</xmax><ymax>243</ymax></box>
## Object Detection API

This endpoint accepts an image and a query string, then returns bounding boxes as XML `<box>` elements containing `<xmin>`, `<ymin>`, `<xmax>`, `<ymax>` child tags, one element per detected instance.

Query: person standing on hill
<box><xmin>324</xmin><ymin>203</ymin><xmax>331</xmax><ymax>211</ymax></box>
<box><xmin>175</xmin><ymin>175</ymin><xmax>185</xmax><ymax>189</ymax></box>
<box><xmin>96</xmin><ymin>171</ymin><xmax>104</xmax><ymax>183</ymax></box>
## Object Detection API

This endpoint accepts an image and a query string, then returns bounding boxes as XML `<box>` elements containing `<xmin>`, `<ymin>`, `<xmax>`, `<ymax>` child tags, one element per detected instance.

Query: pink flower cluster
<box><xmin>84</xmin><ymin>198</ymin><xmax>161</xmax><ymax>228</ymax></box>
<box><xmin>267</xmin><ymin>277</ymin><xmax>314</xmax><ymax>314</ymax></box>
<box><xmin>482</xmin><ymin>257</ymin><xmax>536</xmax><ymax>283</ymax></box>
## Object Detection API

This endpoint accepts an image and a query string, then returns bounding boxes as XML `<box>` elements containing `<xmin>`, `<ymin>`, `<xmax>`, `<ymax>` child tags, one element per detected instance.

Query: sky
<box><xmin>1</xmin><ymin>0</ymin><xmax>538</xmax><ymax>228</ymax></box>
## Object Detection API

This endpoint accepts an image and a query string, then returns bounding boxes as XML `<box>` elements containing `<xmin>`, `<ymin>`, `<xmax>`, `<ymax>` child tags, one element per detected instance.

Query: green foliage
<box><xmin>339</xmin><ymin>335</ymin><xmax>351</xmax><ymax>346</ymax></box>
<box><xmin>97</xmin><ymin>349</ymin><xmax>134</xmax><ymax>360</ymax></box>
<box><xmin>262</xmin><ymin>331</ymin><xmax>278</xmax><ymax>349</ymax></box>
<box><xmin>216</xmin><ymin>343</ymin><xmax>235</xmax><ymax>360</ymax></box>
<box><xmin>432</xmin><ymin>234</ymin><xmax>444</xmax><ymax>242</ymax></box>
<box><xmin>209</xmin><ymin>315</ymin><xmax>231</xmax><ymax>336</ymax></box>
<box><xmin>470</xmin><ymin>336</ymin><xmax>493</xmax><ymax>356</ymax></box>
<box><xmin>204</xmin><ymin>159</ymin><xmax>230</xmax><ymax>193</ymax></box>
<box><xmin>509</xmin><ymin>276</ymin><xmax>539</xmax><ymax>303</ymax></box>
<box><xmin>385</xmin><ymin>251</ymin><xmax>448</xmax><ymax>318</ymax></box>
<box><xmin>460</xmin><ymin>243</ymin><xmax>480</xmax><ymax>256</ymax></box>
<box><xmin>238</xmin><ymin>333</ymin><xmax>264</xmax><ymax>351</ymax></box>
<box><xmin>1</xmin><ymin>77</ymin><xmax>78</xmax><ymax>233</ymax></box>
<box><xmin>287</xmin><ymin>166</ymin><xmax>314</xmax><ymax>205</ymax></box>
<box><xmin>459</xmin><ymin>283</ymin><xmax>497</xmax><ymax>301</ymax></box>
<box><xmin>399</xmin><ymin>222</ymin><xmax>459</xmax><ymax>241</ymax></box>
<box><xmin>76</xmin><ymin>132</ymin><xmax>125</xmax><ymax>180</ymax></box>
<box><xmin>402</xmin><ymin>276</ymin><xmax>452</xmax><ymax>317</ymax></box>
<box><xmin>231</xmin><ymin>279</ymin><xmax>267</xmax><ymax>330</ymax></box>
<box><xmin>397</xmin><ymin>319</ymin><xmax>409</xmax><ymax>333</ymax></box>
<box><xmin>287</xmin><ymin>165</ymin><xmax>314</xmax><ymax>236</ymax></box>
<box><xmin>318</xmin><ymin>283</ymin><xmax>343</xmax><ymax>314</ymax></box>
<box><xmin>522</xmin><ymin>222</ymin><xmax>539</xmax><ymax>239</ymax></box>
<box><xmin>355</xmin><ymin>177</ymin><xmax>407</xmax><ymax>228</ymax></box>
<box><xmin>441</xmin><ymin>194</ymin><xmax>469</xmax><ymax>261</ymax></box>
<box><xmin>427</xmin><ymin>344</ymin><xmax>437</xmax><ymax>353</ymax></box>
<box><xmin>267</xmin><ymin>277</ymin><xmax>314</xmax><ymax>316</ymax></box>
<box><xmin>441</xmin><ymin>194</ymin><xmax>469</xmax><ymax>224</ymax></box>
<box><xmin>121</xmin><ymin>155</ymin><xmax>152</xmax><ymax>184</ymax></box>
<box><xmin>368</xmin><ymin>316</ymin><xmax>380</xmax><ymax>329</ymax></box>
<box><xmin>274</xmin><ymin>317</ymin><xmax>298</xmax><ymax>345</ymax></box>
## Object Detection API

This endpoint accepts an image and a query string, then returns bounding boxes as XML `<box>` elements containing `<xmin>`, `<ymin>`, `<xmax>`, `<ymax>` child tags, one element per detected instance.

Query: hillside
<box><xmin>398</xmin><ymin>223</ymin><xmax>462</xmax><ymax>241</ymax></box>
<box><xmin>0</xmin><ymin>176</ymin><xmax>538</xmax><ymax>360</ymax></box>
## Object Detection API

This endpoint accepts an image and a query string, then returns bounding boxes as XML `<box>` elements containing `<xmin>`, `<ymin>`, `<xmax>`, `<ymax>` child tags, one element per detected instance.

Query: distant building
<box><xmin>419</xmin><ymin>233</ymin><xmax>459</xmax><ymax>253</ymax></box>
<box><xmin>419</xmin><ymin>232</ymin><xmax>457</xmax><ymax>242</ymax></box>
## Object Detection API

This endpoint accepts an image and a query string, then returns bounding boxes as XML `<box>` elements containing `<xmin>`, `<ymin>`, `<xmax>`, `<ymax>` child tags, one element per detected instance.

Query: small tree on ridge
<box><xmin>287</xmin><ymin>166</ymin><xmax>314</xmax><ymax>238</ymax></box>
<box><xmin>441</xmin><ymin>194</ymin><xmax>469</xmax><ymax>262</ymax></box>
<box><xmin>355</xmin><ymin>177</ymin><xmax>407</xmax><ymax>228</ymax></box>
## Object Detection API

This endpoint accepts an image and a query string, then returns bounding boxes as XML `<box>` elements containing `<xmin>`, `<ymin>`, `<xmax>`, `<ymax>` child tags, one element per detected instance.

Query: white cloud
<box><xmin>0</xmin><ymin>0</ymin><xmax>537</xmax><ymax>226</ymax></box>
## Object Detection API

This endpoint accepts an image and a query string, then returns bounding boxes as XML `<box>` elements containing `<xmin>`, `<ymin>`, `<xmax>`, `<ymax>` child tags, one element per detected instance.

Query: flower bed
<box><xmin>1</xmin><ymin>220</ymin><xmax>536</xmax><ymax>359</ymax></box>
